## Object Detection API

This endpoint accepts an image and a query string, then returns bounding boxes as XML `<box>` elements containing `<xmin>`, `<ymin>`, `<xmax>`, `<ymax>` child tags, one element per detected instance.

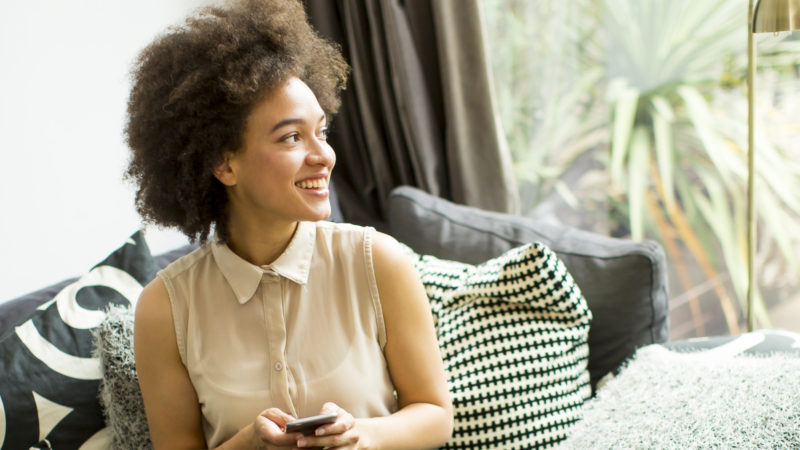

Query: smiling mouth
<box><xmin>295</xmin><ymin>177</ymin><xmax>328</xmax><ymax>189</ymax></box>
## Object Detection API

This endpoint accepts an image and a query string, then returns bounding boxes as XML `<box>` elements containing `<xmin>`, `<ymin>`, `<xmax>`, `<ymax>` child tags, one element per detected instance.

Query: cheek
<box><xmin>259</xmin><ymin>153</ymin><xmax>300</xmax><ymax>176</ymax></box>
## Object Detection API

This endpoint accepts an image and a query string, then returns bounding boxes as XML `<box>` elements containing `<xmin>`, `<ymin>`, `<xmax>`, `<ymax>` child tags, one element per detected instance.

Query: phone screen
<box><xmin>284</xmin><ymin>412</ymin><xmax>338</xmax><ymax>436</ymax></box>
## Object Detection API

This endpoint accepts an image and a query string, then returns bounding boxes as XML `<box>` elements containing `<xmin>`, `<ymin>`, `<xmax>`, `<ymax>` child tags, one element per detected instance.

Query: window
<box><xmin>482</xmin><ymin>0</ymin><xmax>800</xmax><ymax>339</ymax></box>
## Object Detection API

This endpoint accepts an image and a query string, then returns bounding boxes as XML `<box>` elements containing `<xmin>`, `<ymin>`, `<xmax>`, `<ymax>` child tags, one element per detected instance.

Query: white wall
<box><xmin>0</xmin><ymin>0</ymin><xmax>215</xmax><ymax>301</ymax></box>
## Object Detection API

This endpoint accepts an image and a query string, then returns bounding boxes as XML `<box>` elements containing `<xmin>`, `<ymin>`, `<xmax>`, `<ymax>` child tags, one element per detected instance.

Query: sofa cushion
<box><xmin>407</xmin><ymin>242</ymin><xmax>592</xmax><ymax>448</ymax></box>
<box><xmin>561</xmin><ymin>340</ymin><xmax>800</xmax><ymax>448</ymax></box>
<box><xmin>0</xmin><ymin>279</ymin><xmax>76</xmax><ymax>341</ymax></box>
<box><xmin>0</xmin><ymin>243</ymin><xmax>196</xmax><ymax>340</ymax></box>
<box><xmin>93</xmin><ymin>305</ymin><xmax>152</xmax><ymax>449</ymax></box>
<box><xmin>0</xmin><ymin>231</ymin><xmax>156</xmax><ymax>449</ymax></box>
<box><xmin>387</xmin><ymin>186</ymin><xmax>668</xmax><ymax>389</ymax></box>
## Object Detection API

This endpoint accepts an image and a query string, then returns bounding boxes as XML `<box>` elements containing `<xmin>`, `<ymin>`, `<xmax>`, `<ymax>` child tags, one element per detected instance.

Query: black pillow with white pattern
<box><xmin>0</xmin><ymin>231</ymin><xmax>156</xmax><ymax>449</ymax></box>
<box><xmin>406</xmin><ymin>242</ymin><xmax>592</xmax><ymax>449</ymax></box>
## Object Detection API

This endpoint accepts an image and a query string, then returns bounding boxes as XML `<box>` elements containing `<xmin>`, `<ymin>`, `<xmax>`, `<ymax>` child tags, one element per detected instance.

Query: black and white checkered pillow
<box><xmin>0</xmin><ymin>231</ymin><xmax>156</xmax><ymax>449</ymax></box>
<box><xmin>408</xmin><ymin>242</ymin><xmax>592</xmax><ymax>448</ymax></box>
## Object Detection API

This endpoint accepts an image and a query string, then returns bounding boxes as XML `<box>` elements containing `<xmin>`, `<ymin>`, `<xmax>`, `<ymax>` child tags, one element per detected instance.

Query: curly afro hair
<box><xmin>125</xmin><ymin>0</ymin><xmax>348</xmax><ymax>243</ymax></box>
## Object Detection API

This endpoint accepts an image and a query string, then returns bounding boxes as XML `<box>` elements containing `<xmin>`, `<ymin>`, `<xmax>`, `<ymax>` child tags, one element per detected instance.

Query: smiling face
<box><xmin>214</xmin><ymin>77</ymin><xmax>336</xmax><ymax>233</ymax></box>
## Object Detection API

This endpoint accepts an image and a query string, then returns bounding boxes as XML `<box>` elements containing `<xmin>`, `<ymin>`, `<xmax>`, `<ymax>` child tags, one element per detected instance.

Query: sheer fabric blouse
<box><xmin>158</xmin><ymin>221</ymin><xmax>398</xmax><ymax>448</ymax></box>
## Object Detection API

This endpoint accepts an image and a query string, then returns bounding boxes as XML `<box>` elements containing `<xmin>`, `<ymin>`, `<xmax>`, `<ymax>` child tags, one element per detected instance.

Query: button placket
<box><xmin>261</xmin><ymin>271</ymin><xmax>294</xmax><ymax>413</ymax></box>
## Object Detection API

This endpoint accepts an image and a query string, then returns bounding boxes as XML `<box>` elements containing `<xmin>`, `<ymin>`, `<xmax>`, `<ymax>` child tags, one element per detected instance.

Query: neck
<box><xmin>225</xmin><ymin>216</ymin><xmax>300</xmax><ymax>267</ymax></box>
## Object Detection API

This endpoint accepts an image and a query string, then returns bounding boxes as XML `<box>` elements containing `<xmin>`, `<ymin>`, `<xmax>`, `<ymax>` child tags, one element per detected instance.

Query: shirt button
<box><xmin>274</xmin><ymin>362</ymin><xmax>283</xmax><ymax>371</ymax></box>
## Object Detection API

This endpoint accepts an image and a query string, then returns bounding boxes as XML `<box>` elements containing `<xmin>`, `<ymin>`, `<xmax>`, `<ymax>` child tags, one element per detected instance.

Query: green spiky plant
<box><xmin>482</xmin><ymin>0</ymin><xmax>800</xmax><ymax>336</ymax></box>
<box><xmin>481</xmin><ymin>0</ymin><xmax>608</xmax><ymax>216</ymax></box>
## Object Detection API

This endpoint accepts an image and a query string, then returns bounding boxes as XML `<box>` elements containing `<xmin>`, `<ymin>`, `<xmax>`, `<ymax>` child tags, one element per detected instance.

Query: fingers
<box><xmin>320</xmin><ymin>402</ymin><xmax>341</xmax><ymax>414</ymax></box>
<box><xmin>261</xmin><ymin>407</ymin><xmax>296</xmax><ymax>428</ymax></box>
<box><xmin>294</xmin><ymin>429</ymin><xmax>357</xmax><ymax>449</ymax></box>
<box><xmin>254</xmin><ymin>408</ymin><xmax>303</xmax><ymax>446</ymax></box>
<box><xmin>294</xmin><ymin>403</ymin><xmax>358</xmax><ymax>448</ymax></box>
<box><xmin>318</xmin><ymin>404</ymin><xmax>355</xmax><ymax>436</ymax></box>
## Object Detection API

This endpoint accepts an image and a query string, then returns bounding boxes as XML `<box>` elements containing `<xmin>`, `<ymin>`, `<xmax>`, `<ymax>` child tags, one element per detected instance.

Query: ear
<box><xmin>213</xmin><ymin>152</ymin><xmax>237</xmax><ymax>187</ymax></box>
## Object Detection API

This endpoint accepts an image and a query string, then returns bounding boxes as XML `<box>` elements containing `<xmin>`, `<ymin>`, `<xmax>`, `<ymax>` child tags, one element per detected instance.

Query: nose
<box><xmin>307</xmin><ymin>137</ymin><xmax>336</xmax><ymax>167</ymax></box>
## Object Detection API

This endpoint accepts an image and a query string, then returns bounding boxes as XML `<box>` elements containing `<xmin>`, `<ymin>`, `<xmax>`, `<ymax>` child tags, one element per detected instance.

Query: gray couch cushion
<box><xmin>94</xmin><ymin>305</ymin><xmax>152</xmax><ymax>449</ymax></box>
<box><xmin>386</xmin><ymin>186</ymin><xmax>668</xmax><ymax>388</ymax></box>
<box><xmin>561</xmin><ymin>344</ymin><xmax>800</xmax><ymax>448</ymax></box>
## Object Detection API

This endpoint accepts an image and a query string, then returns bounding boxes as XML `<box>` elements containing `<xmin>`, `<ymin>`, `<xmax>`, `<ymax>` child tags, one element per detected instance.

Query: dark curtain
<box><xmin>304</xmin><ymin>0</ymin><xmax>519</xmax><ymax>230</ymax></box>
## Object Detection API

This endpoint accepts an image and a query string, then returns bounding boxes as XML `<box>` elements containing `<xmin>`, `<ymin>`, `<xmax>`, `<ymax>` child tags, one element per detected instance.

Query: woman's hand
<box><xmin>292</xmin><ymin>402</ymin><xmax>367</xmax><ymax>450</ymax></box>
<box><xmin>251</xmin><ymin>408</ymin><xmax>305</xmax><ymax>449</ymax></box>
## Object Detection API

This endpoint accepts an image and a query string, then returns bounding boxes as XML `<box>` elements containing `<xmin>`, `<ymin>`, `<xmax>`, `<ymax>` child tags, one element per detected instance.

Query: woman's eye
<box><xmin>284</xmin><ymin>133</ymin><xmax>300</xmax><ymax>143</ymax></box>
<box><xmin>318</xmin><ymin>127</ymin><xmax>329</xmax><ymax>140</ymax></box>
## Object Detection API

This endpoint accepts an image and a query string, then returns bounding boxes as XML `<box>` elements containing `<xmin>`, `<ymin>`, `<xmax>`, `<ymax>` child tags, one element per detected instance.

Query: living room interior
<box><xmin>1</xmin><ymin>0</ymin><xmax>799</xmax><ymax>448</ymax></box>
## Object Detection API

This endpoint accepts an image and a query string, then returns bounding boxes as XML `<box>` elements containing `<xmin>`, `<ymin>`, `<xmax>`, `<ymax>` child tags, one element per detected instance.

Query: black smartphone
<box><xmin>284</xmin><ymin>412</ymin><xmax>338</xmax><ymax>436</ymax></box>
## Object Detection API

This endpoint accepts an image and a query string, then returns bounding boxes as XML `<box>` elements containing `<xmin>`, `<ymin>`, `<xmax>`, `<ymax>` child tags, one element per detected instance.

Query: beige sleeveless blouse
<box><xmin>158</xmin><ymin>221</ymin><xmax>398</xmax><ymax>448</ymax></box>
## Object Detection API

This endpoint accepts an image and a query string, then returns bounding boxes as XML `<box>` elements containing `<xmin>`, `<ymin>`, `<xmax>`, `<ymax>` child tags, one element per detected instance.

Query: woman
<box><xmin>126</xmin><ymin>1</ymin><xmax>453</xmax><ymax>448</ymax></box>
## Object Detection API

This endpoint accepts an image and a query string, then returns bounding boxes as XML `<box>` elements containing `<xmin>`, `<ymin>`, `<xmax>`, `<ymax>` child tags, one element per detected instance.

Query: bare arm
<box><xmin>134</xmin><ymin>277</ymin><xmax>208</xmax><ymax>449</ymax></box>
<box><xmin>298</xmin><ymin>232</ymin><xmax>453</xmax><ymax>449</ymax></box>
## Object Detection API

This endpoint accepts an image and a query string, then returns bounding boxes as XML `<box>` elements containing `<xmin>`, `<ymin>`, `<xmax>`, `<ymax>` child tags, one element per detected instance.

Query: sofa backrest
<box><xmin>386</xmin><ymin>186</ymin><xmax>669</xmax><ymax>388</ymax></box>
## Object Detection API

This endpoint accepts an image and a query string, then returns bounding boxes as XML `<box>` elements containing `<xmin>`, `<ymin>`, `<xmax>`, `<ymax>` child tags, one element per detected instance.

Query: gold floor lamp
<box><xmin>747</xmin><ymin>0</ymin><xmax>800</xmax><ymax>331</ymax></box>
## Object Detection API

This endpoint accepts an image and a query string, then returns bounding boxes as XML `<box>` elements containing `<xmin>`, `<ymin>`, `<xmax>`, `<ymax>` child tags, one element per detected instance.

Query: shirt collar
<box><xmin>211</xmin><ymin>221</ymin><xmax>316</xmax><ymax>304</ymax></box>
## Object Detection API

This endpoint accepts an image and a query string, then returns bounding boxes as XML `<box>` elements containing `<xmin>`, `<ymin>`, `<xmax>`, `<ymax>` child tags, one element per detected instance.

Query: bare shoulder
<box><xmin>371</xmin><ymin>230</ymin><xmax>414</xmax><ymax>271</ymax></box>
<box><xmin>135</xmin><ymin>276</ymin><xmax>172</xmax><ymax>331</ymax></box>
<box><xmin>134</xmin><ymin>277</ymin><xmax>179</xmax><ymax>357</ymax></box>
<box><xmin>370</xmin><ymin>230</ymin><xmax>426</xmax><ymax>312</ymax></box>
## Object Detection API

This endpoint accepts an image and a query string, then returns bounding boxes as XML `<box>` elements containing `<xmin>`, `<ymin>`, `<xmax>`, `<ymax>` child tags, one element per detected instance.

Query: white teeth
<box><xmin>296</xmin><ymin>178</ymin><xmax>328</xmax><ymax>189</ymax></box>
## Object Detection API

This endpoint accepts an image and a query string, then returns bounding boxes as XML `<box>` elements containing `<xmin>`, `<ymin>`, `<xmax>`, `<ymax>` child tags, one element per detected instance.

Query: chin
<box><xmin>304</xmin><ymin>204</ymin><xmax>331</xmax><ymax>222</ymax></box>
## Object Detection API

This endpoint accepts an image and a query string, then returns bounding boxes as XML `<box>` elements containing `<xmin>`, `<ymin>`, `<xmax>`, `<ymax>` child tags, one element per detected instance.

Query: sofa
<box><xmin>5</xmin><ymin>185</ymin><xmax>792</xmax><ymax>449</ymax></box>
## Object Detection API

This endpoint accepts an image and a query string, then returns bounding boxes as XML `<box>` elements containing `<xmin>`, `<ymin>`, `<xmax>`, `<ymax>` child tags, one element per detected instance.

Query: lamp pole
<box><xmin>747</xmin><ymin>0</ymin><xmax>757</xmax><ymax>333</ymax></box>
<box><xmin>746</xmin><ymin>0</ymin><xmax>800</xmax><ymax>332</ymax></box>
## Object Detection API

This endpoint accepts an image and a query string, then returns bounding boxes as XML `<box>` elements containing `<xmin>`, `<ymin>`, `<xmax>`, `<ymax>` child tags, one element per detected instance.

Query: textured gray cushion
<box><xmin>93</xmin><ymin>305</ymin><xmax>152</xmax><ymax>449</ymax></box>
<box><xmin>561</xmin><ymin>343</ymin><xmax>800</xmax><ymax>448</ymax></box>
<box><xmin>386</xmin><ymin>186</ymin><xmax>668</xmax><ymax>388</ymax></box>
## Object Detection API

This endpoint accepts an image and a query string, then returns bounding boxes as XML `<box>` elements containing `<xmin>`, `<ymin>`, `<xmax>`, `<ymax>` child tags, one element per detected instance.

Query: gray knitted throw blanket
<box><xmin>561</xmin><ymin>344</ymin><xmax>800</xmax><ymax>449</ymax></box>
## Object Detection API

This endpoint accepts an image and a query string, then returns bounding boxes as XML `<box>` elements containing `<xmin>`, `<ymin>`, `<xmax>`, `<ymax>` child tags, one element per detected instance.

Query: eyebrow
<box><xmin>270</xmin><ymin>114</ymin><xmax>327</xmax><ymax>133</ymax></box>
